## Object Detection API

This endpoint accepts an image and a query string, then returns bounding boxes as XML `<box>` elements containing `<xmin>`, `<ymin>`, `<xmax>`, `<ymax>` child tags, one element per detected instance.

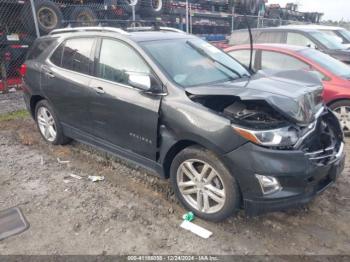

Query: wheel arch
<box><xmin>30</xmin><ymin>95</ymin><xmax>45</xmax><ymax>119</ymax></box>
<box><xmin>161</xmin><ymin>139</ymin><xmax>198</xmax><ymax>179</ymax></box>
<box><xmin>327</xmin><ymin>98</ymin><xmax>350</xmax><ymax>107</ymax></box>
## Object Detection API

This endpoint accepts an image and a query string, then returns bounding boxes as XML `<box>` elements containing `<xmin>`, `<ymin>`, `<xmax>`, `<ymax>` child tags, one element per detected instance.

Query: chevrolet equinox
<box><xmin>22</xmin><ymin>27</ymin><xmax>345</xmax><ymax>221</ymax></box>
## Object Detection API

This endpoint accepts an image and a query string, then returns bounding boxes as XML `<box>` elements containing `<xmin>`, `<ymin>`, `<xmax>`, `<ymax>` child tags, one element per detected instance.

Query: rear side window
<box><xmin>230</xmin><ymin>31</ymin><xmax>250</xmax><ymax>45</ymax></box>
<box><xmin>257</xmin><ymin>32</ymin><xmax>286</xmax><ymax>43</ymax></box>
<box><xmin>229</xmin><ymin>31</ymin><xmax>259</xmax><ymax>45</ymax></box>
<box><xmin>50</xmin><ymin>38</ymin><xmax>94</xmax><ymax>75</ymax></box>
<box><xmin>27</xmin><ymin>39</ymin><xmax>55</xmax><ymax>60</ymax></box>
<box><xmin>228</xmin><ymin>49</ymin><xmax>256</xmax><ymax>70</ymax></box>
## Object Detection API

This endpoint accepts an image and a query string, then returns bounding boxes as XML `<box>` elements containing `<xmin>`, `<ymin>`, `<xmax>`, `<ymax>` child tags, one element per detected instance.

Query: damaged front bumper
<box><xmin>222</xmin><ymin>109</ymin><xmax>346</xmax><ymax>216</ymax></box>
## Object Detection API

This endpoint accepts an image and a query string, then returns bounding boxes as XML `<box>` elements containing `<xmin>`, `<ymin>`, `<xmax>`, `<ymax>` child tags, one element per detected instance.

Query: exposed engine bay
<box><xmin>189</xmin><ymin>93</ymin><xmax>343</xmax><ymax>160</ymax></box>
<box><xmin>189</xmin><ymin>94</ymin><xmax>288</xmax><ymax>129</ymax></box>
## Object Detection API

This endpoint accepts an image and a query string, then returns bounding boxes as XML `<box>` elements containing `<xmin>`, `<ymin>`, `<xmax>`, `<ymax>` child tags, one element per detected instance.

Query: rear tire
<box><xmin>170</xmin><ymin>146</ymin><xmax>241</xmax><ymax>222</ymax></box>
<box><xmin>329</xmin><ymin>100</ymin><xmax>350</xmax><ymax>136</ymax></box>
<box><xmin>35</xmin><ymin>100</ymin><xmax>70</xmax><ymax>145</ymax></box>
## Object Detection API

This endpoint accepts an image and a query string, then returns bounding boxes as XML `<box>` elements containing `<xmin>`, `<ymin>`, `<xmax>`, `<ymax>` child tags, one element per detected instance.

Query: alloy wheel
<box><xmin>333</xmin><ymin>106</ymin><xmax>350</xmax><ymax>135</ymax></box>
<box><xmin>176</xmin><ymin>159</ymin><xmax>226</xmax><ymax>214</ymax></box>
<box><xmin>37</xmin><ymin>106</ymin><xmax>57</xmax><ymax>142</ymax></box>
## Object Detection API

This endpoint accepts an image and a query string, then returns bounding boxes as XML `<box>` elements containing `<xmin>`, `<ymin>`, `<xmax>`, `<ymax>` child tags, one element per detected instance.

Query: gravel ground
<box><xmin>0</xmin><ymin>98</ymin><xmax>349</xmax><ymax>255</ymax></box>
<box><xmin>0</xmin><ymin>92</ymin><xmax>26</xmax><ymax>115</ymax></box>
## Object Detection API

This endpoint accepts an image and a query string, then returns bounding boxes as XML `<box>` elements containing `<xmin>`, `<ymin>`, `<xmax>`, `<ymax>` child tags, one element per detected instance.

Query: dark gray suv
<box><xmin>22</xmin><ymin>27</ymin><xmax>345</xmax><ymax>221</ymax></box>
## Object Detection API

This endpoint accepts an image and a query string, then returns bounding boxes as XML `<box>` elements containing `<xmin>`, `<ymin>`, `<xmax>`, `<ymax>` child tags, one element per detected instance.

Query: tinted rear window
<box><xmin>50</xmin><ymin>38</ymin><xmax>94</xmax><ymax>75</ymax></box>
<box><xmin>27</xmin><ymin>39</ymin><xmax>55</xmax><ymax>60</ymax></box>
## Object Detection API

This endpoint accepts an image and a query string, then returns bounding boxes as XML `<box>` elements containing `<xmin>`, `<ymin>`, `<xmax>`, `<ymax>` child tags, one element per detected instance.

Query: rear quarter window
<box><xmin>257</xmin><ymin>32</ymin><xmax>286</xmax><ymax>43</ymax></box>
<box><xmin>26</xmin><ymin>39</ymin><xmax>55</xmax><ymax>60</ymax></box>
<box><xmin>50</xmin><ymin>38</ymin><xmax>94</xmax><ymax>75</ymax></box>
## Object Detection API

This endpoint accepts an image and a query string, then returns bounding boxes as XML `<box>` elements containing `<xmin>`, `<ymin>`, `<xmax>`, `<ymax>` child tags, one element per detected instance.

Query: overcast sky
<box><xmin>268</xmin><ymin>0</ymin><xmax>350</xmax><ymax>21</ymax></box>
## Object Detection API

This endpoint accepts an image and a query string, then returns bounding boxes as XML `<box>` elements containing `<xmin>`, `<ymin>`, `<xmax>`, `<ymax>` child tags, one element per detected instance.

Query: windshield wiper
<box><xmin>186</xmin><ymin>41</ymin><xmax>242</xmax><ymax>79</ymax></box>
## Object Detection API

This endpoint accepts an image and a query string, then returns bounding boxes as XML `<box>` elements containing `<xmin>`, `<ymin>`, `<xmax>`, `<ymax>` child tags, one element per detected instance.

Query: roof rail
<box><xmin>126</xmin><ymin>26</ymin><xmax>185</xmax><ymax>34</ymax></box>
<box><xmin>159</xmin><ymin>27</ymin><xmax>185</xmax><ymax>33</ymax></box>
<box><xmin>49</xmin><ymin>26</ymin><xmax>129</xmax><ymax>35</ymax></box>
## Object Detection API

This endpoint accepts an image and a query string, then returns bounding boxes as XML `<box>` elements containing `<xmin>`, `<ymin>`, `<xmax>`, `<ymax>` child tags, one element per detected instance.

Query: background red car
<box><xmin>225</xmin><ymin>44</ymin><xmax>350</xmax><ymax>135</ymax></box>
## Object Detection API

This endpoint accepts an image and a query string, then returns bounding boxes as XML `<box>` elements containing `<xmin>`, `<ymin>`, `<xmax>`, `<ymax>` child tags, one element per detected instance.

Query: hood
<box><xmin>185</xmin><ymin>70</ymin><xmax>324</xmax><ymax>126</ymax></box>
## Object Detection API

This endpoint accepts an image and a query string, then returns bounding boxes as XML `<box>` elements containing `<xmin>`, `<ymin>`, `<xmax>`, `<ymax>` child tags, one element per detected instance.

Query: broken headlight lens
<box><xmin>233</xmin><ymin>125</ymin><xmax>299</xmax><ymax>147</ymax></box>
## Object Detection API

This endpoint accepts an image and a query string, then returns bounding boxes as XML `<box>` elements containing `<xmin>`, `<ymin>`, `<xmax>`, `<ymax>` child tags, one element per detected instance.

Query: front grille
<box><xmin>300</xmin><ymin>110</ymin><xmax>343</xmax><ymax>166</ymax></box>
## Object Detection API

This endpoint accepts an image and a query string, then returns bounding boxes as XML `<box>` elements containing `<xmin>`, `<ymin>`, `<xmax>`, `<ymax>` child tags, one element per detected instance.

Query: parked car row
<box><xmin>227</xmin><ymin>25</ymin><xmax>350</xmax><ymax>136</ymax></box>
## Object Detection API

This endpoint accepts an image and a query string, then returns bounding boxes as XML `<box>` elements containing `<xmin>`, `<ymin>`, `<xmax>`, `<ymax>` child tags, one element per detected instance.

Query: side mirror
<box><xmin>128</xmin><ymin>73</ymin><xmax>151</xmax><ymax>91</ymax></box>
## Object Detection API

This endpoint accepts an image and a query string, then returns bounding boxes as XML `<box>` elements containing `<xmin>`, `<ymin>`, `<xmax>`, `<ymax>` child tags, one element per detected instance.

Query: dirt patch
<box><xmin>0</xmin><ymin>117</ymin><xmax>349</xmax><ymax>255</ymax></box>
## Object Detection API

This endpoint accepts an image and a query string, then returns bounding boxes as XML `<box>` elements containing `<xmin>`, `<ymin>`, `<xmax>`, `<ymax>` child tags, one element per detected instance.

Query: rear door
<box><xmin>88</xmin><ymin>38</ymin><xmax>162</xmax><ymax>160</ymax></box>
<box><xmin>41</xmin><ymin>37</ymin><xmax>95</xmax><ymax>133</ymax></box>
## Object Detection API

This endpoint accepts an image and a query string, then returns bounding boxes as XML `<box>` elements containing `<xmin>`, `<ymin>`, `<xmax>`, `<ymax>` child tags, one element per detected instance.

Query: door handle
<box><xmin>45</xmin><ymin>71</ymin><xmax>55</xmax><ymax>78</ymax></box>
<box><xmin>42</xmin><ymin>68</ymin><xmax>55</xmax><ymax>78</ymax></box>
<box><xmin>94</xmin><ymin>86</ymin><xmax>105</xmax><ymax>94</ymax></box>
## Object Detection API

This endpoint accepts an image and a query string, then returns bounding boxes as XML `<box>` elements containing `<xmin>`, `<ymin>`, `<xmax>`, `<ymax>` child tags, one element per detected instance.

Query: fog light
<box><xmin>255</xmin><ymin>174</ymin><xmax>282</xmax><ymax>195</ymax></box>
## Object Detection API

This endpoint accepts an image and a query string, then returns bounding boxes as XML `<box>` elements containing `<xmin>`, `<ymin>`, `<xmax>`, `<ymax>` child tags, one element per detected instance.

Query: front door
<box><xmin>89</xmin><ymin>38</ymin><xmax>161</xmax><ymax>160</ymax></box>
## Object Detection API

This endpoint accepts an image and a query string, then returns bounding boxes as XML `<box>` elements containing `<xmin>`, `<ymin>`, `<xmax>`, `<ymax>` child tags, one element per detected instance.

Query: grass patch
<box><xmin>0</xmin><ymin>110</ymin><xmax>29</xmax><ymax>122</ymax></box>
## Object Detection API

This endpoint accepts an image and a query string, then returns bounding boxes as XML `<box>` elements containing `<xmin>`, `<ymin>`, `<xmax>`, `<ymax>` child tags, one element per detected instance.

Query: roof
<box><xmin>232</xmin><ymin>27</ymin><xmax>321</xmax><ymax>34</ymax></box>
<box><xmin>128</xmin><ymin>31</ymin><xmax>194</xmax><ymax>42</ymax></box>
<box><xmin>226</xmin><ymin>43</ymin><xmax>310</xmax><ymax>52</ymax></box>
<box><xmin>281</xmin><ymin>24</ymin><xmax>345</xmax><ymax>31</ymax></box>
<box><xmin>46</xmin><ymin>26</ymin><xmax>193</xmax><ymax>43</ymax></box>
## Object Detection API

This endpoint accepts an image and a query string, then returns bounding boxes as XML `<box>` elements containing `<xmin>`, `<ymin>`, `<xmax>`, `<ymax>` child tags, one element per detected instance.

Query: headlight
<box><xmin>233</xmin><ymin>125</ymin><xmax>299</xmax><ymax>147</ymax></box>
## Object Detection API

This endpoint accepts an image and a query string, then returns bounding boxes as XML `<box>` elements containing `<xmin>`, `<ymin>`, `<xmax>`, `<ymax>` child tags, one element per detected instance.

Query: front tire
<box><xmin>35</xmin><ymin>100</ymin><xmax>70</xmax><ymax>145</ymax></box>
<box><xmin>329</xmin><ymin>100</ymin><xmax>350</xmax><ymax>136</ymax></box>
<box><xmin>170</xmin><ymin>146</ymin><xmax>241</xmax><ymax>222</ymax></box>
<box><xmin>21</xmin><ymin>0</ymin><xmax>63</xmax><ymax>35</ymax></box>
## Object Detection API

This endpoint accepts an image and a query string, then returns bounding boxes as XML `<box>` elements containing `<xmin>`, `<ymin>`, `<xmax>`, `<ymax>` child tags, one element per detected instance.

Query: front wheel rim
<box><xmin>333</xmin><ymin>106</ymin><xmax>350</xmax><ymax>134</ymax></box>
<box><xmin>37</xmin><ymin>107</ymin><xmax>57</xmax><ymax>142</ymax></box>
<box><xmin>177</xmin><ymin>159</ymin><xmax>226</xmax><ymax>214</ymax></box>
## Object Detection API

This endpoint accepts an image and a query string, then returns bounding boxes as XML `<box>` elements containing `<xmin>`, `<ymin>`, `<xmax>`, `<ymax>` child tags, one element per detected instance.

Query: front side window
<box><xmin>300</xmin><ymin>48</ymin><xmax>350</xmax><ymax>79</ymax></box>
<box><xmin>50</xmin><ymin>38</ymin><xmax>94</xmax><ymax>75</ymax></box>
<box><xmin>96</xmin><ymin>39</ymin><xmax>150</xmax><ymax>85</ymax></box>
<box><xmin>337</xmin><ymin>29</ymin><xmax>350</xmax><ymax>43</ymax></box>
<box><xmin>309</xmin><ymin>31</ymin><xmax>345</xmax><ymax>50</ymax></box>
<box><xmin>140</xmin><ymin>38</ymin><xmax>250</xmax><ymax>87</ymax></box>
<box><xmin>261</xmin><ymin>51</ymin><xmax>310</xmax><ymax>71</ymax></box>
<box><xmin>287</xmin><ymin>32</ymin><xmax>316</xmax><ymax>48</ymax></box>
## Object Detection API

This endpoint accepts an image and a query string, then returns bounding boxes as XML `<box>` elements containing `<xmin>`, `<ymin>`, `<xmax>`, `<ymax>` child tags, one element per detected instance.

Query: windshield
<box><xmin>140</xmin><ymin>38</ymin><xmax>250</xmax><ymax>87</ymax></box>
<box><xmin>300</xmin><ymin>48</ymin><xmax>350</xmax><ymax>79</ymax></box>
<box><xmin>310</xmin><ymin>31</ymin><xmax>345</xmax><ymax>50</ymax></box>
<box><xmin>338</xmin><ymin>29</ymin><xmax>350</xmax><ymax>42</ymax></box>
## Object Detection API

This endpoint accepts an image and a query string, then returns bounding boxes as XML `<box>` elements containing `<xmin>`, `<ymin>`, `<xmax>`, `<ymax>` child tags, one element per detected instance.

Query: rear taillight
<box><xmin>19</xmin><ymin>64</ymin><xmax>27</xmax><ymax>77</ymax></box>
